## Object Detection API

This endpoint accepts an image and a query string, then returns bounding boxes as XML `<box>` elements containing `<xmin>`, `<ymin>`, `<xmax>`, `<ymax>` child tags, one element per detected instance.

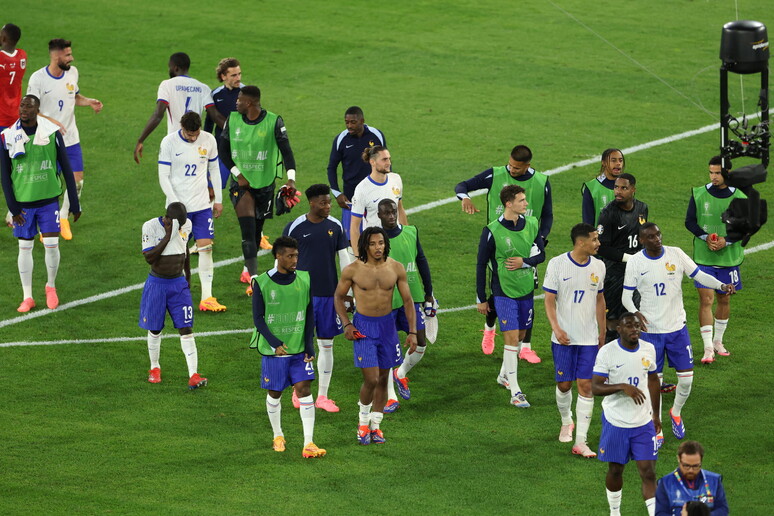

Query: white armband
<box><xmin>230</xmin><ymin>166</ymin><xmax>241</xmax><ymax>178</ymax></box>
<box><xmin>286</xmin><ymin>168</ymin><xmax>296</xmax><ymax>181</ymax></box>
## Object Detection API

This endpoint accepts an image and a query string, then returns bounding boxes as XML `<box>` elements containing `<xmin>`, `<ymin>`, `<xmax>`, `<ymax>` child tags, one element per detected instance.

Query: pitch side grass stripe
<box><xmin>2</xmin><ymin>240</ymin><xmax>771</xmax><ymax>348</ymax></box>
<box><xmin>1</xmin><ymin>113</ymin><xmax>772</xmax><ymax>331</ymax></box>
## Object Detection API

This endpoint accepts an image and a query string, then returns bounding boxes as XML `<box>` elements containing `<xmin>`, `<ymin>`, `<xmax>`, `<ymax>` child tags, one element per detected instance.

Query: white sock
<box><xmin>556</xmin><ymin>386</ymin><xmax>573</xmax><ymax>425</ymax></box>
<box><xmin>370</xmin><ymin>411</ymin><xmax>383</xmax><ymax>430</ymax></box>
<box><xmin>18</xmin><ymin>240</ymin><xmax>33</xmax><ymax>299</ymax></box>
<box><xmin>197</xmin><ymin>245</ymin><xmax>214</xmax><ymax>300</ymax></box>
<box><xmin>575</xmin><ymin>395</ymin><xmax>594</xmax><ymax>444</ymax></box>
<box><xmin>503</xmin><ymin>344</ymin><xmax>521</xmax><ymax>395</ymax></box>
<box><xmin>180</xmin><ymin>334</ymin><xmax>197</xmax><ymax>377</ymax></box>
<box><xmin>398</xmin><ymin>344</ymin><xmax>425</xmax><ymax>377</ymax></box>
<box><xmin>700</xmin><ymin>325</ymin><xmax>713</xmax><ymax>350</ymax></box>
<box><xmin>298</xmin><ymin>394</ymin><xmax>315</xmax><ymax>443</ymax></box>
<box><xmin>672</xmin><ymin>371</ymin><xmax>693</xmax><ymax>417</ymax></box>
<box><xmin>42</xmin><ymin>237</ymin><xmax>60</xmax><ymax>287</ymax></box>
<box><xmin>387</xmin><ymin>368</ymin><xmax>397</xmax><ymax>400</ymax></box>
<box><xmin>606</xmin><ymin>488</ymin><xmax>622</xmax><ymax>516</ymax></box>
<box><xmin>520</xmin><ymin>340</ymin><xmax>532</xmax><ymax>352</ymax></box>
<box><xmin>484</xmin><ymin>322</ymin><xmax>495</xmax><ymax>331</ymax></box>
<box><xmin>316</xmin><ymin>339</ymin><xmax>334</xmax><ymax>398</ymax></box>
<box><xmin>358</xmin><ymin>401</ymin><xmax>372</xmax><ymax>426</ymax></box>
<box><xmin>266</xmin><ymin>394</ymin><xmax>283</xmax><ymax>438</ymax></box>
<box><xmin>713</xmin><ymin>318</ymin><xmax>728</xmax><ymax>344</ymax></box>
<box><xmin>657</xmin><ymin>373</ymin><xmax>664</xmax><ymax>423</ymax></box>
<box><xmin>498</xmin><ymin>360</ymin><xmax>506</xmax><ymax>379</ymax></box>
<box><xmin>645</xmin><ymin>497</ymin><xmax>655</xmax><ymax>516</ymax></box>
<box><xmin>147</xmin><ymin>331</ymin><xmax>161</xmax><ymax>369</ymax></box>
<box><xmin>61</xmin><ymin>188</ymin><xmax>70</xmax><ymax>219</ymax></box>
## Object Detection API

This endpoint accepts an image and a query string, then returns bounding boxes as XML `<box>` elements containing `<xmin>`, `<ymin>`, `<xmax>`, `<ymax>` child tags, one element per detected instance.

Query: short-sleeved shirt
<box><xmin>283</xmin><ymin>214</ymin><xmax>348</xmax><ymax>297</ymax></box>
<box><xmin>141</xmin><ymin>217</ymin><xmax>192</xmax><ymax>255</ymax></box>
<box><xmin>350</xmin><ymin>173</ymin><xmax>403</xmax><ymax>229</ymax></box>
<box><xmin>593</xmin><ymin>339</ymin><xmax>657</xmax><ymax>428</ymax></box>
<box><xmin>542</xmin><ymin>252</ymin><xmax>606</xmax><ymax>346</ymax></box>
<box><xmin>156</xmin><ymin>76</ymin><xmax>214</xmax><ymax>134</ymax></box>
<box><xmin>623</xmin><ymin>246</ymin><xmax>722</xmax><ymax>334</ymax></box>
<box><xmin>27</xmin><ymin>66</ymin><xmax>80</xmax><ymax>146</ymax></box>
<box><xmin>0</xmin><ymin>48</ymin><xmax>27</xmax><ymax>127</ymax></box>
<box><xmin>158</xmin><ymin>129</ymin><xmax>221</xmax><ymax>212</ymax></box>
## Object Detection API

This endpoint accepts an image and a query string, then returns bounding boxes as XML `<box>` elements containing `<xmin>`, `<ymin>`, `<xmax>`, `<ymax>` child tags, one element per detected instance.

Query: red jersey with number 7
<box><xmin>0</xmin><ymin>48</ymin><xmax>27</xmax><ymax>127</ymax></box>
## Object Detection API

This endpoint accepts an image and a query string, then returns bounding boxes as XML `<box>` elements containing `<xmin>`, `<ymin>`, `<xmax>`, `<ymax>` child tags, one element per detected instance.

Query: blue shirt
<box><xmin>326</xmin><ymin>125</ymin><xmax>386</xmax><ymax>200</ymax></box>
<box><xmin>203</xmin><ymin>84</ymin><xmax>242</xmax><ymax>141</ymax></box>
<box><xmin>655</xmin><ymin>469</ymin><xmax>728</xmax><ymax>516</ymax></box>
<box><xmin>283</xmin><ymin>214</ymin><xmax>348</xmax><ymax>297</ymax></box>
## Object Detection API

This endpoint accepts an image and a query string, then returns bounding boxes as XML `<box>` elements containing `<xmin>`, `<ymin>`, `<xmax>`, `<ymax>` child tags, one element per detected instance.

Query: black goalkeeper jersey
<box><xmin>597</xmin><ymin>198</ymin><xmax>649</xmax><ymax>268</ymax></box>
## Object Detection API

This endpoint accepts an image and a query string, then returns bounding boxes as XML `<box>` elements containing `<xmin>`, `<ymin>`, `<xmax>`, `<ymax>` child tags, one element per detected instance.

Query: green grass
<box><xmin>1</xmin><ymin>1</ymin><xmax>773</xmax><ymax>514</ymax></box>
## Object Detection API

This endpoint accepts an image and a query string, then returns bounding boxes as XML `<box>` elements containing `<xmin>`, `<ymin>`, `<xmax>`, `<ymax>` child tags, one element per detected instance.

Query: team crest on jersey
<box><xmin>198</xmin><ymin>147</ymin><xmax>207</xmax><ymax>156</ymax></box>
<box><xmin>263</xmin><ymin>376</ymin><xmax>270</xmax><ymax>384</ymax></box>
<box><xmin>20</xmin><ymin>58</ymin><xmax>26</xmax><ymax>69</ymax></box>
<box><xmin>600</xmin><ymin>448</ymin><xmax>605</xmax><ymax>455</ymax></box>
<box><xmin>392</xmin><ymin>186</ymin><xmax>401</xmax><ymax>196</ymax></box>
<box><xmin>558</xmin><ymin>370</ymin><xmax>564</xmax><ymax>376</ymax></box>
<box><xmin>638</xmin><ymin>215</ymin><xmax>646</xmax><ymax>225</ymax></box>
<box><xmin>665</xmin><ymin>262</ymin><xmax>676</xmax><ymax>274</ymax></box>
<box><xmin>328</xmin><ymin>229</ymin><xmax>333</xmax><ymax>236</ymax></box>
<box><xmin>179</xmin><ymin>230</ymin><xmax>188</xmax><ymax>240</ymax></box>
<box><xmin>369</xmin><ymin>141</ymin><xmax>375</xmax><ymax>147</ymax></box>
<box><xmin>358</xmin><ymin>356</ymin><xmax>363</xmax><ymax>362</ymax></box>
<box><xmin>66</xmin><ymin>82</ymin><xmax>75</xmax><ymax>93</ymax></box>
<box><xmin>596</xmin><ymin>224</ymin><xmax>604</xmax><ymax>235</ymax></box>
<box><xmin>501</xmin><ymin>319</ymin><xmax>507</xmax><ymax>325</ymax></box>
<box><xmin>641</xmin><ymin>357</ymin><xmax>651</xmax><ymax>368</ymax></box>
<box><xmin>590</xmin><ymin>273</ymin><xmax>599</xmax><ymax>286</ymax></box>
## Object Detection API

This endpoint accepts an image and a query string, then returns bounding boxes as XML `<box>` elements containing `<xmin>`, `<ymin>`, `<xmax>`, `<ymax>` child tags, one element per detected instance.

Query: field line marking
<box><xmin>5</xmin><ymin>236</ymin><xmax>773</xmax><ymax>348</ymax></box>
<box><xmin>1</xmin><ymin>112</ymin><xmax>772</xmax><ymax>330</ymax></box>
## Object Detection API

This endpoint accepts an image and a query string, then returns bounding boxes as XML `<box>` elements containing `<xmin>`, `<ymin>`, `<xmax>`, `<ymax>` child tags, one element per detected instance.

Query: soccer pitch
<box><xmin>1</xmin><ymin>1</ymin><xmax>772</xmax><ymax>514</ymax></box>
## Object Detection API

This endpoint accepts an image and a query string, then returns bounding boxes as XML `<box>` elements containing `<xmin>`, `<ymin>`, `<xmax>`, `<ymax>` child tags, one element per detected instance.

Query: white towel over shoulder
<box><xmin>2</xmin><ymin>116</ymin><xmax>61</xmax><ymax>159</ymax></box>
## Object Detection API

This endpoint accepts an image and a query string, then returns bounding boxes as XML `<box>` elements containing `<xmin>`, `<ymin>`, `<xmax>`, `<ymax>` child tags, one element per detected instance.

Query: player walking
<box><xmin>685</xmin><ymin>156</ymin><xmax>746</xmax><ymax>363</ymax></box>
<box><xmin>1</xmin><ymin>95</ymin><xmax>80</xmax><ymax>312</ymax></box>
<box><xmin>283</xmin><ymin>184</ymin><xmax>352</xmax><ymax>412</ymax></box>
<box><xmin>623</xmin><ymin>223</ymin><xmax>734</xmax><ymax>445</ymax></box>
<box><xmin>596</xmin><ymin>173</ymin><xmax>648</xmax><ymax>342</ymax></box>
<box><xmin>455</xmin><ymin>145</ymin><xmax>552</xmax><ymax>362</ymax></box>
<box><xmin>27</xmin><ymin>38</ymin><xmax>102</xmax><ymax>240</ymax></box>
<box><xmin>334</xmin><ymin>227</ymin><xmax>417</xmax><ymax>445</ymax></box>
<box><xmin>327</xmin><ymin>106</ymin><xmax>386</xmax><ymax>240</ymax></box>
<box><xmin>139</xmin><ymin>202</ymin><xmax>207</xmax><ymax>390</ymax></box>
<box><xmin>218</xmin><ymin>85</ymin><xmax>298</xmax><ymax>294</ymax></box>
<box><xmin>157</xmin><ymin>111</ymin><xmax>225</xmax><ymax>312</ymax></box>
<box><xmin>250</xmin><ymin>236</ymin><xmax>326</xmax><ymax>458</ymax></box>
<box><xmin>476</xmin><ymin>185</ymin><xmax>545</xmax><ymax>407</ymax></box>
<box><xmin>592</xmin><ymin>313</ymin><xmax>660</xmax><ymax>516</ymax></box>
<box><xmin>377</xmin><ymin>199</ymin><xmax>436</xmax><ymax>412</ymax></box>
<box><xmin>543</xmin><ymin>223</ymin><xmax>606</xmax><ymax>457</ymax></box>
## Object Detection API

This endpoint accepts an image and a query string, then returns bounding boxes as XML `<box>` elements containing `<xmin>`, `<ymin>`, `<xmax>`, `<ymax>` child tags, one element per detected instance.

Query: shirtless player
<box><xmin>334</xmin><ymin>226</ymin><xmax>417</xmax><ymax>446</ymax></box>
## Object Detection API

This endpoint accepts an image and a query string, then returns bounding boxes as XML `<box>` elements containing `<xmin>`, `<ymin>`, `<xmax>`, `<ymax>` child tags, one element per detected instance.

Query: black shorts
<box><xmin>229</xmin><ymin>179</ymin><xmax>275</xmax><ymax>220</ymax></box>
<box><xmin>604</xmin><ymin>268</ymin><xmax>640</xmax><ymax>320</ymax></box>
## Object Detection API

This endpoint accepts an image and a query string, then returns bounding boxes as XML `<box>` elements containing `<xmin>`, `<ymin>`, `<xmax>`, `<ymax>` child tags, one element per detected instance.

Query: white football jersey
<box><xmin>157</xmin><ymin>76</ymin><xmax>213</xmax><ymax>134</ymax></box>
<box><xmin>593</xmin><ymin>339</ymin><xmax>657</xmax><ymax>428</ymax></box>
<box><xmin>158</xmin><ymin>130</ymin><xmax>221</xmax><ymax>212</ymax></box>
<box><xmin>542</xmin><ymin>252</ymin><xmax>606</xmax><ymax>346</ymax></box>
<box><xmin>624</xmin><ymin>246</ymin><xmax>722</xmax><ymax>333</ymax></box>
<box><xmin>27</xmin><ymin>66</ymin><xmax>80</xmax><ymax>146</ymax></box>
<box><xmin>141</xmin><ymin>217</ymin><xmax>191</xmax><ymax>256</ymax></box>
<box><xmin>351</xmin><ymin>172</ymin><xmax>403</xmax><ymax>229</ymax></box>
